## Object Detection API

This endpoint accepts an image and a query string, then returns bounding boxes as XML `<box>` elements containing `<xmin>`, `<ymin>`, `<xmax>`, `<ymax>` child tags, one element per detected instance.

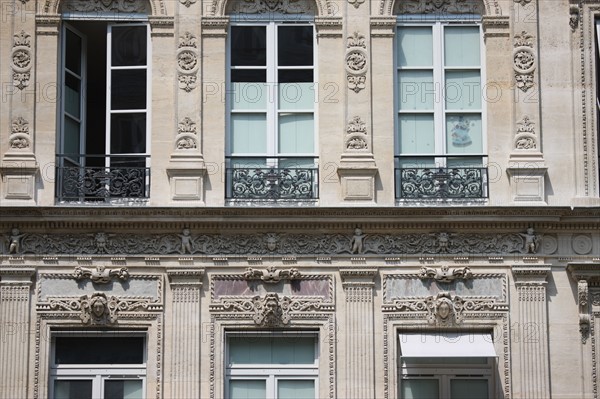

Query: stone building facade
<box><xmin>0</xmin><ymin>0</ymin><xmax>599</xmax><ymax>398</ymax></box>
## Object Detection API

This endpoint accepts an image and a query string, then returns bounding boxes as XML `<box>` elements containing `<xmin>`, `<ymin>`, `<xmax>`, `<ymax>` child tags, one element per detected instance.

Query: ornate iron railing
<box><xmin>226</xmin><ymin>162</ymin><xmax>318</xmax><ymax>200</ymax></box>
<box><xmin>56</xmin><ymin>155</ymin><xmax>150</xmax><ymax>202</ymax></box>
<box><xmin>396</xmin><ymin>162</ymin><xmax>488</xmax><ymax>199</ymax></box>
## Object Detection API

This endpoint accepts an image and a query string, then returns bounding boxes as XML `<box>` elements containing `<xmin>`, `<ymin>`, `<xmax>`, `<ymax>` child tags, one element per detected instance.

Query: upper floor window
<box><xmin>395</xmin><ymin>14</ymin><xmax>488</xmax><ymax>200</ymax></box>
<box><xmin>56</xmin><ymin>10</ymin><xmax>151</xmax><ymax>203</ymax></box>
<box><xmin>225</xmin><ymin>20</ymin><xmax>318</xmax><ymax>202</ymax></box>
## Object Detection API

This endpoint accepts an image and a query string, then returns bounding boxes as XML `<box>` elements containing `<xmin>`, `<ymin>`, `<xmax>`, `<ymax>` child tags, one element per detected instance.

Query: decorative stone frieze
<box><xmin>243</xmin><ymin>266</ymin><xmax>301</xmax><ymax>283</ymax></box>
<box><xmin>395</xmin><ymin>0</ymin><xmax>484</xmax><ymax>15</ymax></box>
<box><xmin>73</xmin><ymin>265</ymin><xmax>130</xmax><ymax>284</ymax></box>
<box><xmin>226</xmin><ymin>0</ymin><xmax>312</xmax><ymax>14</ymax></box>
<box><xmin>11</xmin><ymin>30</ymin><xmax>32</xmax><ymax>91</ymax></box>
<box><xmin>314</xmin><ymin>17</ymin><xmax>343</xmax><ymax>38</ymax></box>
<box><xmin>418</xmin><ymin>265</ymin><xmax>473</xmax><ymax>283</ymax></box>
<box><xmin>513</xmin><ymin>31</ymin><xmax>536</xmax><ymax>92</ymax></box>
<box><xmin>345</xmin><ymin>32</ymin><xmax>367</xmax><ymax>93</ymax></box>
<box><xmin>61</xmin><ymin>0</ymin><xmax>151</xmax><ymax>13</ymax></box>
<box><xmin>177</xmin><ymin>32</ymin><xmax>199</xmax><ymax>92</ymax></box>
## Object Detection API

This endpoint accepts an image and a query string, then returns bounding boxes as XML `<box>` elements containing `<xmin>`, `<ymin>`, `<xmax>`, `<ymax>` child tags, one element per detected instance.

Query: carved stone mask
<box><xmin>92</xmin><ymin>299</ymin><xmax>105</xmax><ymax>318</ymax></box>
<box><xmin>438</xmin><ymin>301</ymin><xmax>451</xmax><ymax>320</ymax></box>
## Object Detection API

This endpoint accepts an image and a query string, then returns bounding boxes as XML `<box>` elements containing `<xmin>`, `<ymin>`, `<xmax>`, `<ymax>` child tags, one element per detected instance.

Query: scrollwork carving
<box><xmin>345</xmin><ymin>116</ymin><xmax>368</xmax><ymax>151</ymax></box>
<box><xmin>396</xmin><ymin>0</ymin><xmax>483</xmax><ymax>14</ymax></box>
<box><xmin>177</xmin><ymin>32</ymin><xmax>199</xmax><ymax>92</ymax></box>
<box><xmin>346</xmin><ymin>31</ymin><xmax>367</xmax><ymax>93</ymax></box>
<box><xmin>73</xmin><ymin>265</ymin><xmax>130</xmax><ymax>284</ymax></box>
<box><xmin>513</xmin><ymin>31</ymin><xmax>536</xmax><ymax>92</ymax></box>
<box><xmin>175</xmin><ymin>117</ymin><xmax>198</xmax><ymax>149</ymax></box>
<box><xmin>9</xmin><ymin>117</ymin><xmax>31</xmax><ymax>150</ymax></box>
<box><xmin>11</xmin><ymin>31</ymin><xmax>32</xmax><ymax>90</ymax></box>
<box><xmin>515</xmin><ymin>116</ymin><xmax>537</xmax><ymax>150</ymax></box>
<box><xmin>243</xmin><ymin>266</ymin><xmax>301</xmax><ymax>283</ymax></box>
<box><xmin>418</xmin><ymin>265</ymin><xmax>473</xmax><ymax>283</ymax></box>
<box><xmin>227</xmin><ymin>0</ymin><xmax>310</xmax><ymax>14</ymax></box>
<box><xmin>61</xmin><ymin>0</ymin><xmax>151</xmax><ymax>13</ymax></box>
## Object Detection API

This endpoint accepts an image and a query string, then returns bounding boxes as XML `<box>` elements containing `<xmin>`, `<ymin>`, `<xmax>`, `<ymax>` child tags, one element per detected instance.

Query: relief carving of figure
<box><xmin>179</xmin><ymin>228</ymin><xmax>193</xmax><ymax>254</ymax></box>
<box><xmin>519</xmin><ymin>227</ymin><xmax>540</xmax><ymax>254</ymax></box>
<box><xmin>350</xmin><ymin>228</ymin><xmax>365</xmax><ymax>254</ymax></box>
<box><xmin>7</xmin><ymin>228</ymin><xmax>25</xmax><ymax>254</ymax></box>
<box><xmin>92</xmin><ymin>232</ymin><xmax>114</xmax><ymax>254</ymax></box>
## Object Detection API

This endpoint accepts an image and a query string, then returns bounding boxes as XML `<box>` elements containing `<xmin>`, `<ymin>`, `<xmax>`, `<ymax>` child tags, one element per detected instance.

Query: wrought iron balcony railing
<box><xmin>226</xmin><ymin>159</ymin><xmax>318</xmax><ymax>200</ymax></box>
<box><xmin>56</xmin><ymin>155</ymin><xmax>150</xmax><ymax>202</ymax></box>
<box><xmin>396</xmin><ymin>158</ymin><xmax>488</xmax><ymax>199</ymax></box>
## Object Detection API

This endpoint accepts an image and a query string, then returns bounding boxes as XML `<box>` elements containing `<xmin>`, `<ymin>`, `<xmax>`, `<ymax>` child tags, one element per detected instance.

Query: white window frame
<box><xmin>226</xmin><ymin>20</ymin><xmax>318</xmax><ymax>166</ymax></box>
<box><xmin>225</xmin><ymin>331</ymin><xmax>319</xmax><ymax>399</ymax></box>
<box><xmin>394</xmin><ymin>16</ymin><xmax>487</xmax><ymax>168</ymax></box>
<box><xmin>49</xmin><ymin>332</ymin><xmax>147</xmax><ymax>399</ymax></box>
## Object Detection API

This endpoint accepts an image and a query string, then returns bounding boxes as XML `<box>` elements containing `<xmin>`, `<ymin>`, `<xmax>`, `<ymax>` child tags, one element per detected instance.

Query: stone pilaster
<box><xmin>167</xmin><ymin>269</ymin><xmax>204</xmax><ymax>398</ymax></box>
<box><xmin>340</xmin><ymin>268</ymin><xmax>377</xmax><ymax>398</ymax></box>
<box><xmin>512</xmin><ymin>265</ymin><xmax>551</xmax><ymax>399</ymax></box>
<box><xmin>0</xmin><ymin>268</ymin><xmax>34</xmax><ymax>399</ymax></box>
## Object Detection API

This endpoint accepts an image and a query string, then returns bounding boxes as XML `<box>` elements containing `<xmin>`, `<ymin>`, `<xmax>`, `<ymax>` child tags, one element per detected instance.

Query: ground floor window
<box><xmin>50</xmin><ymin>334</ymin><xmax>146</xmax><ymax>399</ymax></box>
<box><xmin>399</xmin><ymin>332</ymin><xmax>495</xmax><ymax>399</ymax></box>
<box><xmin>226</xmin><ymin>332</ymin><xmax>318</xmax><ymax>399</ymax></box>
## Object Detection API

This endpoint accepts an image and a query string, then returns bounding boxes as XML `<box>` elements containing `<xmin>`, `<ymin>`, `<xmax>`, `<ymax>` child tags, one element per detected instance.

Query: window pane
<box><xmin>228</xmin><ymin>336</ymin><xmax>316</xmax><ymax>365</ymax></box>
<box><xmin>279</xmin><ymin>158</ymin><xmax>315</xmax><ymax>169</ymax></box>
<box><xmin>401</xmin><ymin>379</ymin><xmax>439</xmax><ymax>399</ymax></box>
<box><xmin>397</xmin><ymin>157</ymin><xmax>436</xmax><ymax>169</ymax></box>
<box><xmin>278</xmin><ymin>26</ymin><xmax>313</xmax><ymax>66</ymax></box>
<box><xmin>398</xmin><ymin>114</ymin><xmax>435</xmax><ymax>154</ymax></box>
<box><xmin>278</xmin><ymin>380</ymin><xmax>315</xmax><ymax>399</ymax></box>
<box><xmin>446</xmin><ymin>114</ymin><xmax>482</xmax><ymax>154</ymax></box>
<box><xmin>232</xmin><ymin>69</ymin><xmax>266</xmax><ymax>83</ymax></box>
<box><xmin>64</xmin><ymin>116</ymin><xmax>80</xmax><ymax>156</ymax></box>
<box><xmin>65</xmin><ymin>29</ymin><xmax>82</xmax><ymax>75</ymax></box>
<box><xmin>278</xmin><ymin>113</ymin><xmax>314</xmax><ymax>154</ymax></box>
<box><xmin>444</xmin><ymin>26</ymin><xmax>480</xmax><ymax>67</ymax></box>
<box><xmin>278</xmin><ymin>69</ymin><xmax>313</xmax><ymax>83</ymax></box>
<box><xmin>229</xmin><ymin>380</ymin><xmax>266</xmax><ymax>399</ymax></box>
<box><xmin>231</xmin><ymin>114</ymin><xmax>267</xmax><ymax>154</ymax></box>
<box><xmin>111</xmin><ymin>26</ymin><xmax>147</xmax><ymax>67</ymax></box>
<box><xmin>446</xmin><ymin>157</ymin><xmax>484</xmax><ymax>168</ymax></box>
<box><xmin>279</xmin><ymin>83</ymin><xmax>315</xmax><ymax>110</ymax></box>
<box><xmin>230</xmin><ymin>158</ymin><xmax>267</xmax><ymax>168</ymax></box>
<box><xmin>445</xmin><ymin>71</ymin><xmax>481</xmax><ymax>110</ymax></box>
<box><xmin>451</xmin><ymin>379</ymin><xmax>488</xmax><ymax>399</ymax></box>
<box><xmin>231</xmin><ymin>26</ymin><xmax>266</xmax><ymax>66</ymax></box>
<box><xmin>105</xmin><ymin>380</ymin><xmax>144</xmax><ymax>399</ymax></box>
<box><xmin>110</xmin><ymin>113</ymin><xmax>147</xmax><ymax>154</ymax></box>
<box><xmin>397</xmin><ymin>27</ymin><xmax>433</xmax><ymax>67</ymax></box>
<box><xmin>65</xmin><ymin>73</ymin><xmax>81</xmax><ymax>118</ymax></box>
<box><xmin>111</xmin><ymin>70</ymin><xmax>147</xmax><ymax>110</ymax></box>
<box><xmin>55</xmin><ymin>337</ymin><xmax>144</xmax><ymax>364</ymax></box>
<box><xmin>231</xmin><ymin>83</ymin><xmax>268</xmax><ymax>110</ymax></box>
<box><xmin>54</xmin><ymin>380</ymin><xmax>93</xmax><ymax>399</ymax></box>
<box><xmin>398</xmin><ymin>71</ymin><xmax>434</xmax><ymax>111</ymax></box>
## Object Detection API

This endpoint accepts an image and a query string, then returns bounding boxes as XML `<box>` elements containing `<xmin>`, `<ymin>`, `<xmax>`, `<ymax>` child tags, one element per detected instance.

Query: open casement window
<box><xmin>57</xmin><ymin>20</ymin><xmax>150</xmax><ymax>202</ymax></box>
<box><xmin>225</xmin><ymin>333</ymin><xmax>319</xmax><ymax>399</ymax></box>
<box><xmin>226</xmin><ymin>22</ymin><xmax>318</xmax><ymax>201</ymax></box>
<box><xmin>49</xmin><ymin>335</ymin><xmax>146</xmax><ymax>399</ymax></box>
<box><xmin>398</xmin><ymin>332</ymin><xmax>496</xmax><ymax>399</ymax></box>
<box><xmin>395</xmin><ymin>17</ymin><xmax>488</xmax><ymax>200</ymax></box>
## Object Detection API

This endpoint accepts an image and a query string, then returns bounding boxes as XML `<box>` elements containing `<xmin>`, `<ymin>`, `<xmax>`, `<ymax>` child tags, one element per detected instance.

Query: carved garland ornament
<box><xmin>61</xmin><ymin>0</ymin><xmax>151</xmax><ymax>13</ymax></box>
<box><xmin>513</xmin><ymin>31</ymin><xmax>536</xmax><ymax>92</ymax></box>
<box><xmin>345</xmin><ymin>31</ymin><xmax>367</xmax><ymax>93</ymax></box>
<box><xmin>418</xmin><ymin>265</ymin><xmax>473</xmax><ymax>283</ymax></box>
<box><xmin>515</xmin><ymin>116</ymin><xmax>537</xmax><ymax>150</ymax></box>
<box><xmin>396</xmin><ymin>0</ymin><xmax>483</xmax><ymax>15</ymax></box>
<box><xmin>227</xmin><ymin>0</ymin><xmax>309</xmax><ymax>14</ymax></box>
<box><xmin>345</xmin><ymin>116</ymin><xmax>368</xmax><ymax>151</ymax></box>
<box><xmin>243</xmin><ymin>266</ymin><xmax>301</xmax><ymax>283</ymax></box>
<box><xmin>9</xmin><ymin>117</ymin><xmax>31</xmax><ymax>150</ymax></box>
<box><xmin>73</xmin><ymin>265</ymin><xmax>130</xmax><ymax>284</ymax></box>
<box><xmin>177</xmin><ymin>32</ymin><xmax>199</xmax><ymax>92</ymax></box>
<box><xmin>11</xmin><ymin>31</ymin><xmax>32</xmax><ymax>91</ymax></box>
<box><xmin>175</xmin><ymin>117</ymin><xmax>198</xmax><ymax>149</ymax></box>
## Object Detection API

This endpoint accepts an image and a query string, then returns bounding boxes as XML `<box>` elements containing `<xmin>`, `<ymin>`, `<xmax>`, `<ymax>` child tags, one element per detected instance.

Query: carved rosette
<box><xmin>177</xmin><ymin>32</ymin><xmax>199</xmax><ymax>92</ymax></box>
<box><xmin>515</xmin><ymin>116</ymin><xmax>537</xmax><ymax>150</ymax></box>
<box><xmin>9</xmin><ymin>117</ymin><xmax>31</xmax><ymax>150</ymax></box>
<box><xmin>227</xmin><ymin>0</ymin><xmax>310</xmax><ymax>14</ymax></box>
<box><xmin>513</xmin><ymin>31</ymin><xmax>536</xmax><ymax>92</ymax></box>
<box><xmin>11</xmin><ymin>31</ymin><xmax>32</xmax><ymax>91</ymax></box>
<box><xmin>345</xmin><ymin>32</ymin><xmax>367</xmax><ymax>93</ymax></box>
<box><xmin>175</xmin><ymin>117</ymin><xmax>198</xmax><ymax>149</ymax></box>
<box><xmin>345</xmin><ymin>116</ymin><xmax>369</xmax><ymax>151</ymax></box>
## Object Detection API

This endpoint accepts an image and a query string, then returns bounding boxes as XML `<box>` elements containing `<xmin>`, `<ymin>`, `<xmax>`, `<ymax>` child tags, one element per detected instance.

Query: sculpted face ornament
<box><xmin>73</xmin><ymin>265</ymin><xmax>130</xmax><ymax>284</ymax></box>
<box><xmin>265</xmin><ymin>233</ymin><xmax>279</xmax><ymax>252</ymax></box>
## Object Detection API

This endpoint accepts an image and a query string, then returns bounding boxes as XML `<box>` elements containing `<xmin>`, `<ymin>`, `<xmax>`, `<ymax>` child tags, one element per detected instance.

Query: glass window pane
<box><xmin>278</xmin><ymin>69</ymin><xmax>313</xmax><ymax>83</ymax></box>
<box><xmin>231</xmin><ymin>26</ymin><xmax>266</xmax><ymax>67</ymax></box>
<box><xmin>55</xmin><ymin>337</ymin><xmax>144</xmax><ymax>364</ymax></box>
<box><xmin>231</xmin><ymin>114</ymin><xmax>267</xmax><ymax>154</ymax></box>
<box><xmin>279</xmin><ymin>158</ymin><xmax>315</xmax><ymax>169</ymax></box>
<box><xmin>230</xmin><ymin>158</ymin><xmax>267</xmax><ymax>168</ymax></box>
<box><xmin>397</xmin><ymin>27</ymin><xmax>433</xmax><ymax>67</ymax></box>
<box><xmin>444</xmin><ymin>26</ymin><xmax>480</xmax><ymax>67</ymax></box>
<box><xmin>446</xmin><ymin>114</ymin><xmax>482</xmax><ymax>154</ymax></box>
<box><xmin>232</xmin><ymin>69</ymin><xmax>266</xmax><ymax>83</ymax></box>
<box><xmin>228</xmin><ymin>336</ymin><xmax>316</xmax><ymax>365</ymax></box>
<box><xmin>104</xmin><ymin>380</ymin><xmax>143</xmax><ymax>399</ymax></box>
<box><xmin>401</xmin><ymin>379</ymin><xmax>439</xmax><ymax>399</ymax></box>
<box><xmin>450</xmin><ymin>379</ymin><xmax>489</xmax><ymax>399</ymax></box>
<box><xmin>229</xmin><ymin>380</ymin><xmax>266</xmax><ymax>399</ymax></box>
<box><xmin>398</xmin><ymin>71</ymin><xmax>434</xmax><ymax>111</ymax></box>
<box><xmin>445</xmin><ymin>71</ymin><xmax>481</xmax><ymax>110</ymax></box>
<box><xmin>65</xmin><ymin>29</ymin><xmax>82</xmax><ymax>75</ymax></box>
<box><xmin>397</xmin><ymin>157</ymin><xmax>436</xmax><ymax>169</ymax></box>
<box><xmin>54</xmin><ymin>380</ymin><xmax>93</xmax><ymax>399</ymax></box>
<box><xmin>278</xmin><ymin>113</ymin><xmax>314</xmax><ymax>154</ymax></box>
<box><xmin>111</xmin><ymin>26</ymin><xmax>147</xmax><ymax>67</ymax></box>
<box><xmin>278</xmin><ymin>26</ymin><xmax>313</xmax><ymax>66</ymax></box>
<box><xmin>111</xmin><ymin>70</ymin><xmax>147</xmax><ymax>110</ymax></box>
<box><xmin>110</xmin><ymin>113</ymin><xmax>147</xmax><ymax>154</ymax></box>
<box><xmin>231</xmin><ymin>83</ymin><xmax>268</xmax><ymax>110</ymax></box>
<box><xmin>64</xmin><ymin>116</ymin><xmax>80</xmax><ymax>156</ymax></box>
<box><xmin>65</xmin><ymin>73</ymin><xmax>81</xmax><ymax>118</ymax></box>
<box><xmin>278</xmin><ymin>380</ymin><xmax>315</xmax><ymax>399</ymax></box>
<box><xmin>446</xmin><ymin>157</ymin><xmax>484</xmax><ymax>168</ymax></box>
<box><xmin>279</xmin><ymin>83</ymin><xmax>315</xmax><ymax>110</ymax></box>
<box><xmin>398</xmin><ymin>114</ymin><xmax>435</xmax><ymax>154</ymax></box>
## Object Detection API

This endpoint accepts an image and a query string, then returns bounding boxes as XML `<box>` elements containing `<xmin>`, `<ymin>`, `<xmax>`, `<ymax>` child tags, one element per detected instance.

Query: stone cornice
<box><xmin>167</xmin><ymin>268</ymin><xmax>204</xmax><ymax>286</ymax></box>
<box><xmin>567</xmin><ymin>263</ymin><xmax>600</xmax><ymax>286</ymax></box>
<box><xmin>512</xmin><ymin>265</ymin><xmax>551</xmax><ymax>286</ymax></box>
